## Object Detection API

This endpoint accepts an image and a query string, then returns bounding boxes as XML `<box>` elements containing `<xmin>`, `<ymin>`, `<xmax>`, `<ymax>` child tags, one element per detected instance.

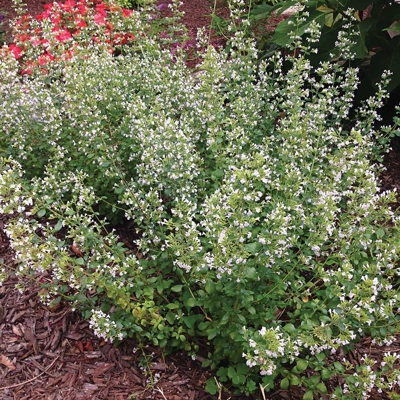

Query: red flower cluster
<box><xmin>8</xmin><ymin>0</ymin><xmax>135</xmax><ymax>75</ymax></box>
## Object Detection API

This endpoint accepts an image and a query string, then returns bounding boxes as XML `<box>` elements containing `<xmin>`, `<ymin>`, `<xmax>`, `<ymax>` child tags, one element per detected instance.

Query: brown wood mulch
<box><xmin>1</xmin><ymin>0</ymin><xmax>400</xmax><ymax>399</ymax></box>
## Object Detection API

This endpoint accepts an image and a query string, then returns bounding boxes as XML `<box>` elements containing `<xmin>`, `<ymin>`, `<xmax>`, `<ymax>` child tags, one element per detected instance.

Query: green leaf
<box><xmin>75</xmin><ymin>293</ymin><xmax>88</xmax><ymax>304</ymax></box>
<box><xmin>280</xmin><ymin>377</ymin><xmax>290</xmax><ymax>390</ymax></box>
<box><xmin>321</xmin><ymin>368</ymin><xmax>332</xmax><ymax>381</ymax></box>
<box><xmin>236</xmin><ymin>363</ymin><xmax>249</xmax><ymax>375</ymax></box>
<box><xmin>247</xmin><ymin>306</ymin><xmax>256</xmax><ymax>315</ymax></box>
<box><xmin>309</xmin><ymin>374</ymin><xmax>320</xmax><ymax>385</ymax></box>
<box><xmin>54</xmin><ymin>220</ymin><xmax>63</xmax><ymax>232</ymax></box>
<box><xmin>227</xmin><ymin>366</ymin><xmax>236</xmax><ymax>379</ymax></box>
<box><xmin>232</xmin><ymin>373</ymin><xmax>246</xmax><ymax>385</ymax></box>
<box><xmin>290</xmin><ymin>375</ymin><xmax>301</xmax><ymax>386</ymax></box>
<box><xmin>333</xmin><ymin>361</ymin><xmax>345</xmax><ymax>373</ymax></box>
<box><xmin>166</xmin><ymin>311</ymin><xmax>175</xmax><ymax>325</ymax></box>
<box><xmin>207</xmin><ymin>329</ymin><xmax>218</xmax><ymax>340</ymax></box>
<box><xmin>171</xmin><ymin>285</ymin><xmax>183</xmax><ymax>293</ymax></box>
<box><xmin>245</xmin><ymin>242</ymin><xmax>260</xmax><ymax>254</ymax></box>
<box><xmin>75</xmin><ymin>257</ymin><xmax>85</xmax><ymax>265</ymax></box>
<box><xmin>376</xmin><ymin>228</ymin><xmax>385</xmax><ymax>239</ymax></box>
<box><xmin>283</xmin><ymin>323</ymin><xmax>296</xmax><ymax>333</ymax></box>
<box><xmin>296</xmin><ymin>359</ymin><xmax>308</xmax><ymax>373</ymax></box>
<box><xmin>166</xmin><ymin>303</ymin><xmax>179</xmax><ymax>310</ymax></box>
<box><xmin>219</xmin><ymin>313</ymin><xmax>230</xmax><ymax>325</ymax></box>
<box><xmin>183</xmin><ymin>315</ymin><xmax>200</xmax><ymax>330</ymax></box>
<box><xmin>37</xmin><ymin>209</ymin><xmax>46</xmax><ymax>217</ymax></box>
<box><xmin>317</xmin><ymin>382</ymin><xmax>327</xmax><ymax>393</ymax></box>
<box><xmin>246</xmin><ymin>379</ymin><xmax>257</xmax><ymax>393</ymax></box>
<box><xmin>50</xmin><ymin>296</ymin><xmax>62</xmax><ymax>307</ymax></box>
<box><xmin>244</xmin><ymin>267</ymin><xmax>257</xmax><ymax>279</ymax></box>
<box><xmin>184</xmin><ymin>297</ymin><xmax>196</xmax><ymax>308</ymax></box>
<box><xmin>303</xmin><ymin>390</ymin><xmax>314</xmax><ymax>400</ymax></box>
<box><xmin>205</xmin><ymin>378</ymin><xmax>218</xmax><ymax>395</ymax></box>
<box><xmin>385</xmin><ymin>21</ymin><xmax>400</xmax><ymax>32</ymax></box>
<box><xmin>205</xmin><ymin>281</ymin><xmax>215</xmax><ymax>294</ymax></box>
<box><xmin>198</xmin><ymin>321</ymin><xmax>210</xmax><ymax>331</ymax></box>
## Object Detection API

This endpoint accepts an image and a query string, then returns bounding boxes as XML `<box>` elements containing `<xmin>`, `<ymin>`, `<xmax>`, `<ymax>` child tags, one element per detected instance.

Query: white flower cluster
<box><xmin>243</xmin><ymin>326</ymin><xmax>299</xmax><ymax>376</ymax></box>
<box><xmin>89</xmin><ymin>309</ymin><xmax>124</xmax><ymax>342</ymax></box>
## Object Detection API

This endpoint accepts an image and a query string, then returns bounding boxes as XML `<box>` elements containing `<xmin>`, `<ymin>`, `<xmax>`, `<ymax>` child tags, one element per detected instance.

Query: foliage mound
<box><xmin>1</xmin><ymin>0</ymin><xmax>400</xmax><ymax>397</ymax></box>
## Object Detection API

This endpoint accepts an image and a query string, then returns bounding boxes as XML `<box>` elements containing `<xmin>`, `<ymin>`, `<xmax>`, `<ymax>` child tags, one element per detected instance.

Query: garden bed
<box><xmin>1</xmin><ymin>1</ymin><xmax>400</xmax><ymax>399</ymax></box>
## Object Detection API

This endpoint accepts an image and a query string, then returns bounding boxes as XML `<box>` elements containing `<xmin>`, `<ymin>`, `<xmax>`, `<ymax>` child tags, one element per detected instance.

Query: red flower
<box><xmin>77</xmin><ymin>2</ymin><xmax>88</xmax><ymax>15</ymax></box>
<box><xmin>55</xmin><ymin>29</ymin><xmax>73</xmax><ymax>42</ymax></box>
<box><xmin>38</xmin><ymin>54</ymin><xmax>48</xmax><ymax>66</ymax></box>
<box><xmin>16</xmin><ymin>34</ymin><xmax>30</xmax><ymax>43</ymax></box>
<box><xmin>76</xmin><ymin>19</ymin><xmax>87</xmax><ymax>28</ymax></box>
<box><xmin>36</xmin><ymin>10</ymin><xmax>52</xmax><ymax>21</ymax></box>
<box><xmin>21</xmin><ymin>60</ymin><xmax>34</xmax><ymax>75</ymax></box>
<box><xmin>122</xmin><ymin>9</ymin><xmax>133</xmax><ymax>18</ymax></box>
<box><xmin>114</xmin><ymin>33</ymin><xmax>135</xmax><ymax>45</ymax></box>
<box><xmin>9</xmin><ymin>44</ymin><xmax>24</xmax><ymax>59</ymax></box>
<box><xmin>95</xmin><ymin>3</ymin><xmax>107</xmax><ymax>13</ymax></box>
<box><xmin>63</xmin><ymin>48</ymin><xmax>75</xmax><ymax>60</ymax></box>
<box><xmin>51</xmin><ymin>14</ymin><xmax>62</xmax><ymax>25</ymax></box>
<box><xmin>38</xmin><ymin>51</ymin><xmax>55</xmax><ymax>66</ymax></box>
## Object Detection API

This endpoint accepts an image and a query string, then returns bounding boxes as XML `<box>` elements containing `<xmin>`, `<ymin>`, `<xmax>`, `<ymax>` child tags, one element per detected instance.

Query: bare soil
<box><xmin>0</xmin><ymin>1</ymin><xmax>400</xmax><ymax>399</ymax></box>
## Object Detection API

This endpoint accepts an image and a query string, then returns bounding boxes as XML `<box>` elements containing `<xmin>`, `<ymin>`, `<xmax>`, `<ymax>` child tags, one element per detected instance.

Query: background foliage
<box><xmin>250</xmin><ymin>0</ymin><xmax>400</xmax><ymax>100</ymax></box>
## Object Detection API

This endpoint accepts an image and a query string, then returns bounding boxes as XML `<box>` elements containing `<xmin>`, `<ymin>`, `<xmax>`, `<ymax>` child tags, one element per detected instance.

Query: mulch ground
<box><xmin>1</xmin><ymin>0</ymin><xmax>400</xmax><ymax>399</ymax></box>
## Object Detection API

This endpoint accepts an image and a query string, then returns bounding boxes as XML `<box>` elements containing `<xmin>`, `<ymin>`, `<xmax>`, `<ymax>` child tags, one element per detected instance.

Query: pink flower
<box><xmin>64</xmin><ymin>0</ymin><xmax>76</xmax><ymax>8</ymax></box>
<box><xmin>94</xmin><ymin>12</ymin><xmax>106</xmax><ymax>25</ymax></box>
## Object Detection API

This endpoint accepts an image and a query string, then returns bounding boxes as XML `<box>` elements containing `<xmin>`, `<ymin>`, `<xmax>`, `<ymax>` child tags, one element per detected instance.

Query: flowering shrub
<box><xmin>1</xmin><ymin>0</ymin><xmax>400</xmax><ymax>397</ymax></box>
<box><xmin>6</xmin><ymin>0</ymin><xmax>148</xmax><ymax>75</ymax></box>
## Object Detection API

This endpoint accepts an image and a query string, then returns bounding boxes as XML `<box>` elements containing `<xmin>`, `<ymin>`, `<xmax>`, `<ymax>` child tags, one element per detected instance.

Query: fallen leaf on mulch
<box><xmin>0</xmin><ymin>354</ymin><xmax>16</xmax><ymax>370</ymax></box>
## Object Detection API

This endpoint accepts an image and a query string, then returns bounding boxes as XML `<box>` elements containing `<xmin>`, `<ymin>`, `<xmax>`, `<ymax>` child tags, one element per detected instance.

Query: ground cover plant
<box><xmin>1</xmin><ymin>0</ymin><xmax>400</xmax><ymax>397</ymax></box>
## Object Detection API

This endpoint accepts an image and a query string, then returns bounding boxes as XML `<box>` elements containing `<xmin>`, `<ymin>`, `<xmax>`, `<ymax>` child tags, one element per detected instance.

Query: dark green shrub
<box><xmin>250</xmin><ymin>0</ymin><xmax>400</xmax><ymax>99</ymax></box>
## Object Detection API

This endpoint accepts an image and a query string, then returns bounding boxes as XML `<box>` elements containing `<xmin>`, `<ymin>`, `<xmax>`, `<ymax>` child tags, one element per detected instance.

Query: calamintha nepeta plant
<box><xmin>1</xmin><ymin>0</ymin><xmax>400</xmax><ymax>397</ymax></box>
